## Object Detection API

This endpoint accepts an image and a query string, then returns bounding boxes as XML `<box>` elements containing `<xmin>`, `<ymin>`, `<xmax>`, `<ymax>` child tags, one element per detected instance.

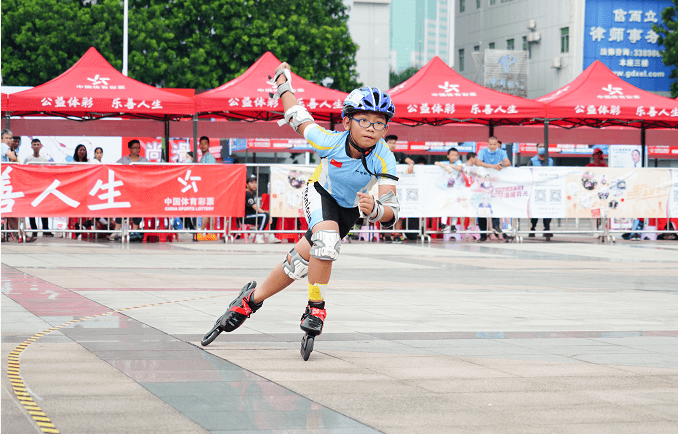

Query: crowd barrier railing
<box><xmin>2</xmin><ymin>162</ymin><xmax>676</xmax><ymax>244</ymax></box>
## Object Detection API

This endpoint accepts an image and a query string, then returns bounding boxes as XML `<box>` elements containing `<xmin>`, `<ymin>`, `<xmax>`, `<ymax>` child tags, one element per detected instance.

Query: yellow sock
<box><xmin>308</xmin><ymin>283</ymin><xmax>325</xmax><ymax>301</ymax></box>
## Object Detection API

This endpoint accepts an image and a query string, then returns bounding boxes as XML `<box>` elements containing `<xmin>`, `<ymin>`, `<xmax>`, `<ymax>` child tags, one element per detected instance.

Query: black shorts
<box><xmin>303</xmin><ymin>182</ymin><xmax>360</xmax><ymax>244</ymax></box>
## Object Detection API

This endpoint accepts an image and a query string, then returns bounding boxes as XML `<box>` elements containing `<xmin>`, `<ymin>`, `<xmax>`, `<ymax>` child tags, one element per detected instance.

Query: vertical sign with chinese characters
<box><xmin>584</xmin><ymin>0</ymin><xmax>672</xmax><ymax>92</ymax></box>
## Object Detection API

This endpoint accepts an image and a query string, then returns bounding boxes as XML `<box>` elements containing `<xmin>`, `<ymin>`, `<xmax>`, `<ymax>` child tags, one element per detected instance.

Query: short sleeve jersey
<box><xmin>200</xmin><ymin>153</ymin><xmax>216</xmax><ymax>164</ymax></box>
<box><xmin>477</xmin><ymin>148</ymin><xmax>509</xmax><ymax>166</ymax></box>
<box><xmin>303</xmin><ymin>124</ymin><xmax>397</xmax><ymax>208</ymax></box>
<box><xmin>116</xmin><ymin>155</ymin><xmax>150</xmax><ymax>164</ymax></box>
<box><xmin>245</xmin><ymin>190</ymin><xmax>256</xmax><ymax>215</ymax></box>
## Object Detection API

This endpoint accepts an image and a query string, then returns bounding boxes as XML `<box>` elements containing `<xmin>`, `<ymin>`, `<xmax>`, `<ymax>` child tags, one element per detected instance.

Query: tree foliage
<box><xmin>653</xmin><ymin>0</ymin><xmax>678</xmax><ymax>97</ymax></box>
<box><xmin>1</xmin><ymin>0</ymin><xmax>361</xmax><ymax>91</ymax></box>
<box><xmin>389</xmin><ymin>66</ymin><xmax>419</xmax><ymax>89</ymax></box>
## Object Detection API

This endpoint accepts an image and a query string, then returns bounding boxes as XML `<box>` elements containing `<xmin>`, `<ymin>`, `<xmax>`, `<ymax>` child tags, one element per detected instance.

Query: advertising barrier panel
<box><xmin>396</xmin><ymin>165</ymin><xmax>676</xmax><ymax>219</ymax></box>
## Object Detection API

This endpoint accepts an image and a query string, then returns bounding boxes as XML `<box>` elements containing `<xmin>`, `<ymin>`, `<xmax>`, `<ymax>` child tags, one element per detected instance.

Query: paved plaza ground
<box><xmin>2</xmin><ymin>236</ymin><xmax>678</xmax><ymax>433</ymax></box>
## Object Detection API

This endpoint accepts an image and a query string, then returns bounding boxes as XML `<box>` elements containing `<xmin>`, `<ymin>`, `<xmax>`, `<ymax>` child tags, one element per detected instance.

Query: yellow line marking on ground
<box><xmin>7</xmin><ymin>293</ymin><xmax>227</xmax><ymax>434</ymax></box>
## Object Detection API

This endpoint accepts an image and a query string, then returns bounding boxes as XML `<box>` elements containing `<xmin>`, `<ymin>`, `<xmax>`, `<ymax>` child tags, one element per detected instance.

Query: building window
<box><xmin>489</xmin><ymin>42</ymin><xmax>495</xmax><ymax>49</ymax></box>
<box><xmin>474</xmin><ymin>45</ymin><xmax>480</xmax><ymax>51</ymax></box>
<box><xmin>561</xmin><ymin>27</ymin><xmax>569</xmax><ymax>53</ymax></box>
<box><xmin>501</xmin><ymin>0</ymin><xmax>513</xmax><ymax>3</ymax></box>
<box><xmin>506</xmin><ymin>38</ymin><xmax>514</xmax><ymax>50</ymax></box>
<box><xmin>490</xmin><ymin>0</ymin><xmax>496</xmax><ymax>4</ymax></box>
<box><xmin>476</xmin><ymin>0</ymin><xmax>481</xmax><ymax>8</ymax></box>
<box><xmin>522</xmin><ymin>36</ymin><xmax>528</xmax><ymax>51</ymax></box>
<box><xmin>459</xmin><ymin>49</ymin><xmax>465</xmax><ymax>71</ymax></box>
<box><xmin>460</xmin><ymin>0</ymin><xmax>465</xmax><ymax>13</ymax></box>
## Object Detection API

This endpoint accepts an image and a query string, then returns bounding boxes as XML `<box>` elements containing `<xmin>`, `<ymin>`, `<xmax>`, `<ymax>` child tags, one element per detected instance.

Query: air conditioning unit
<box><xmin>527</xmin><ymin>19</ymin><xmax>537</xmax><ymax>30</ymax></box>
<box><xmin>551</xmin><ymin>57</ymin><xmax>562</xmax><ymax>69</ymax></box>
<box><xmin>527</xmin><ymin>32</ymin><xmax>541</xmax><ymax>43</ymax></box>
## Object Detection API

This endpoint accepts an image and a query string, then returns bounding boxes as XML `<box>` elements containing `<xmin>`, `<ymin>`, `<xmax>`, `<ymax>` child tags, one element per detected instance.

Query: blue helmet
<box><xmin>342</xmin><ymin>87</ymin><xmax>395</xmax><ymax>120</ymax></box>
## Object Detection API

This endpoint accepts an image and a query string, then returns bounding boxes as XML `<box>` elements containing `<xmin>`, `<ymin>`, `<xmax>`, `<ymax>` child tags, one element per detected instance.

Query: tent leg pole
<box><xmin>543</xmin><ymin>119</ymin><xmax>550</xmax><ymax>162</ymax></box>
<box><xmin>5</xmin><ymin>114</ymin><xmax>10</xmax><ymax>129</ymax></box>
<box><xmin>641</xmin><ymin>126</ymin><xmax>647</xmax><ymax>168</ymax></box>
<box><xmin>192</xmin><ymin>115</ymin><xmax>198</xmax><ymax>161</ymax></box>
<box><xmin>164</xmin><ymin>119</ymin><xmax>170</xmax><ymax>162</ymax></box>
<box><xmin>488</xmin><ymin>121</ymin><xmax>494</xmax><ymax>138</ymax></box>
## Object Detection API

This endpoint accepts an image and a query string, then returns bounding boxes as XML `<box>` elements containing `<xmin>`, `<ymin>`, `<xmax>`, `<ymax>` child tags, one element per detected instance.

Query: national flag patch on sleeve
<box><xmin>330</xmin><ymin>159</ymin><xmax>342</xmax><ymax>168</ymax></box>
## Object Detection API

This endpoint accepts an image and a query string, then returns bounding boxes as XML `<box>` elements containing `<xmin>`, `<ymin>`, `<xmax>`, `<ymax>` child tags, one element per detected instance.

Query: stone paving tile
<box><xmin>3</xmin><ymin>240</ymin><xmax>678</xmax><ymax>434</ymax></box>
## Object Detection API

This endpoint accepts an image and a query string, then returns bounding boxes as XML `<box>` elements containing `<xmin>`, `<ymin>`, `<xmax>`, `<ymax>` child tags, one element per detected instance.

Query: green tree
<box><xmin>389</xmin><ymin>66</ymin><xmax>419</xmax><ymax>89</ymax></box>
<box><xmin>653</xmin><ymin>0</ymin><xmax>678</xmax><ymax>97</ymax></box>
<box><xmin>2</xmin><ymin>0</ymin><xmax>360</xmax><ymax>91</ymax></box>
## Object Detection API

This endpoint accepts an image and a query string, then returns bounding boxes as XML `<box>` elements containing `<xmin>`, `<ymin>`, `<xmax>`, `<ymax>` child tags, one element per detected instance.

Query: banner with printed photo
<box><xmin>608</xmin><ymin>145</ymin><xmax>643</xmax><ymax>168</ymax></box>
<box><xmin>669</xmin><ymin>169</ymin><xmax>678</xmax><ymax>218</ymax></box>
<box><xmin>269</xmin><ymin>165</ymin><xmax>316</xmax><ymax>217</ymax></box>
<box><xmin>397</xmin><ymin>165</ymin><xmax>531</xmax><ymax>218</ymax></box>
<box><xmin>562</xmin><ymin>168</ymin><xmax>672</xmax><ymax>218</ymax></box>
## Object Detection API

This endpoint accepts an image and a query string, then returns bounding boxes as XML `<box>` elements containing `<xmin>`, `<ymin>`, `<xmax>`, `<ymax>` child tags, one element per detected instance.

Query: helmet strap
<box><xmin>344</xmin><ymin>133</ymin><xmax>399</xmax><ymax>182</ymax></box>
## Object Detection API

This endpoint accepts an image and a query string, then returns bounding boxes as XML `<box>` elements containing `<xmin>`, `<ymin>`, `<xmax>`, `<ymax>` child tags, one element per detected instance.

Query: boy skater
<box><xmin>206</xmin><ymin>62</ymin><xmax>400</xmax><ymax>348</ymax></box>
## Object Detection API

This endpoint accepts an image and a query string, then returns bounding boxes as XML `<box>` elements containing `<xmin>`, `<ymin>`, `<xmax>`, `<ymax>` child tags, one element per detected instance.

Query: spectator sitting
<box><xmin>244</xmin><ymin>174</ymin><xmax>281</xmax><ymax>244</ymax></box>
<box><xmin>528</xmin><ymin>144</ymin><xmax>554</xmax><ymax>241</ymax></box>
<box><xmin>435</xmin><ymin>147</ymin><xmax>463</xmax><ymax>233</ymax></box>
<box><xmin>1</xmin><ymin>129</ymin><xmax>18</xmax><ymax>162</ymax></box>
<box><xmin>475</xmin><ymin>137</ymin><xmax>510</xmax><ymax>241</ymax></box>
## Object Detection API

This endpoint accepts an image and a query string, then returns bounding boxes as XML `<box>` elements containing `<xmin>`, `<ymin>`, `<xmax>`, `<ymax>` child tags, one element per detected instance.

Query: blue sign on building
<box><xmin>583</xmin><ymin>0</ymin><xmax>672</xmax><ymax>92</ymax></box>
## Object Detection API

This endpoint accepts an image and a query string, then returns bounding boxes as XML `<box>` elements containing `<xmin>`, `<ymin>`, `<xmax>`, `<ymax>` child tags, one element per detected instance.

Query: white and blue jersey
<box><xmin>303</xmin><ymin>124</ymin><xmax>397</xmax><ymax>208</ymax></box>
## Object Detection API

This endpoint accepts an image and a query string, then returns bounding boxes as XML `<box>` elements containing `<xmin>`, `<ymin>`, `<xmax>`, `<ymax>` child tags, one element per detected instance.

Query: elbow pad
<box><xmin>276</xmin><ymin>105</ymin><xmax>315</xmax><ymax>133</ymax></box>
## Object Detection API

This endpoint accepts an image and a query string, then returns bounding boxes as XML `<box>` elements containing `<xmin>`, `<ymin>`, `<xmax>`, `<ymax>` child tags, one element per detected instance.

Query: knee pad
<box><xmin>310</xmin><ymin>230</ymin><xmax>341</xmax><ymax>261</ymax></box>
<box><xmin>282</xmin><ymin>248</ymin><xmax>309</xmax><ymax>280</ymax></box>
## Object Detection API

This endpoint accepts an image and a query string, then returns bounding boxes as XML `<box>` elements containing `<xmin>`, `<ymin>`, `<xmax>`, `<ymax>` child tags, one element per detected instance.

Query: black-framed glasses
<box><xmin>351</xmin><ymin>117</ymin><xmax>387</xmax><ymax>131</ymax></box>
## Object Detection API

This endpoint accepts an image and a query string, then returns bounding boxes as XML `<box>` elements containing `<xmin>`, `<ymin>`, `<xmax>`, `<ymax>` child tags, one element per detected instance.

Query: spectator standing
<box><xmin>110</xmin><ymin>140</ymin><xmax>148</xmax><ymax>241</ymax></box>
<box><xmin>245</xmin><ymin>174</ymin><xmax>281</xmax><ymax>244</ymax></box>
<box><xmin>528</xmin><ymin>144</ymin><xmax>554</xmax><ymax>241</ymax></box>
<box><xmin>1</xmin><ymin>129</ymin><xmax>17</xmax><ymax>162</ymax></box>
<box><xmin>116</xmin><ymin>139</ymin><xmax>149</xmax><ymax>164</ymax></box>
<box><xmin>73</xmin><ymin>144</ymin><xmax>89</xmax><ymax>162</ymax></box>
<box><xmin>586</xmin><ymin>148</ymin><xmax>607</xmax><ymax>168</ymax></box>
<box><xmin>435</xmin><ymin>147</ymin><xmax>463</xmax><ymax>233</ymax></box>
<box><xmin>23</xmin><ymin>139</ymin><xmax>53</xmax><ymax>241</ymax></box>
<box><xmin>475</xmin><ymin>137</ymin><xmax>510</xmax><ymax>241</ymax></box>
<box><xmin>93</xmin><ymin>147</ymin><xmax>104</xmax><ymax>163</ymax></box>
<box><xmin>586</xmin><ymin>148</ymin><xmax>607</xmax><ymax>231</ymax></box>
<box><xmin>198</xmin><ymin>136</ymin><xmax>217</xmax><ymax>236</ymax></box>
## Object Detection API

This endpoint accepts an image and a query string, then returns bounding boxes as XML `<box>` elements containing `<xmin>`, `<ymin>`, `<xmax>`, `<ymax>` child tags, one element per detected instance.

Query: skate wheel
<box><xmin>201</xmin><ymin>323</ymin><xmax>222</xmax><ymax>347</ymax></box>
<box><xmin>301</xmin><ymin>335</ymin><xmax>314</xmax><ymax>361</ymax></box>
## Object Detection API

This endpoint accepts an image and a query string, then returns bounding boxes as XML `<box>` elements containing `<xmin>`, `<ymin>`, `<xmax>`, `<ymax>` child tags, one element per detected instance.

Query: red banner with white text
<box><xmin>1</xmin><ymin>164</ymin><xmax>246</xmax><ymax>217</ymax></box>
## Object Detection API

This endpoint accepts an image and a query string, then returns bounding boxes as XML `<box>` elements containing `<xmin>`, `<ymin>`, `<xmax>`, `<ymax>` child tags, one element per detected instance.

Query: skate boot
<box><xmin>300</xmin><ymin>300</ymin><xmax>326</xmax><ymax>361</ymax></box>
<box><xmin>300</xmin><ymin>300</ymin><xmax>326</xmax><ymax>336</ymax></box>
<box><xmin>221</xmin><ymin>281</ymin><xmax>263</xmax><ymax>332</ymax></box>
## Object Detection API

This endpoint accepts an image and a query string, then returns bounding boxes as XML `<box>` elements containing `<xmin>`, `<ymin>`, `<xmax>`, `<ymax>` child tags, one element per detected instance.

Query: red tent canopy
<box><xmin>195</xmin><ymin>52</ymin><xmax>348</xmax><ymax>122</ymax></box>
<box><xmin>7</xmin><ymin>47</ymin><xmax>194</xmax><ymax>120</ymax></box>
<box><xmin>537</xmin><ymin>60</ymin><xmax>678</xmax><ymax>128</ymax></box>
<box><xmin>388</xmin><ymin>56</ymin><xmax>545</xmax><ymax>126</ymax></box>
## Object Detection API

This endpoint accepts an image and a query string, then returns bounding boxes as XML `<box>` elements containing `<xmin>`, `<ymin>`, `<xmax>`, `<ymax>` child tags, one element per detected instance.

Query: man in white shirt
<box><xmin>23</xmin><ymin>139</ymin><xmax>53</xmax><ymax>240</ymax></box>
<box><xmin>23</xmin><ymin>139</ymin><xmax>50</xmax><ymax>164</ymax></box>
